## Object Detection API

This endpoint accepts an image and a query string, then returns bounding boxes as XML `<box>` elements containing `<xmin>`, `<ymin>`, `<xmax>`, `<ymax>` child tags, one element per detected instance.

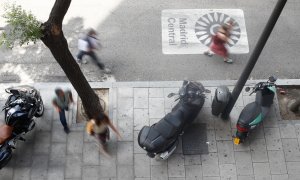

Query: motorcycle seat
<box><xmin>238</xmin><ymin>102</ymin><xmax>261</xmax><ymax>126</ymax></box>
<box><xmin>0</xmin><ymin>125</ymin><xmax>13</xmax><ymax>145</ymax></box>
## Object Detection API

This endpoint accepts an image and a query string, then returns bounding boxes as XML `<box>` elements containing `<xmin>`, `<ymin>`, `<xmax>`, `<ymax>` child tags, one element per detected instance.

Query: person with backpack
<box><xmin>76</xmin><ymin>29</ymin><xmax>111</xmax><ymax>73</ymax></box>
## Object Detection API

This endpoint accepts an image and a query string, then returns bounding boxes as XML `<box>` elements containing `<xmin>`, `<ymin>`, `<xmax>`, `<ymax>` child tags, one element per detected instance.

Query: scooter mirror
<box><xmin>245</xmin><ymin>87</ymin><xmax>251</xmax><ymax>92</ymax></box>
<box><xmin>167</xmin><ymin>93</ymin><xmax>176</xmax><ymax>98</ymax></box>
<box><xmin>269</xmin><ymin>76</ymin><xmax>277</xmax><ymax>82</ymax></box>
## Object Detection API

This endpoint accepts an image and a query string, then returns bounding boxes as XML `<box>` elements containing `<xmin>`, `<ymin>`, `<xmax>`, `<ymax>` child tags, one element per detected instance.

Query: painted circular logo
<box><xmin>195</xmin><ymin>12</ymin><xmax>241</xmax><ymax>47</ymax></box>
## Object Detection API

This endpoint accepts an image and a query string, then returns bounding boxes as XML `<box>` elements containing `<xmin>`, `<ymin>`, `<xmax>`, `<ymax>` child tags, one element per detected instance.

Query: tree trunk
<box><xmin>40</xmin><ymin>0</ymin><xmax>103</xmax><ymax>119</ymax></box>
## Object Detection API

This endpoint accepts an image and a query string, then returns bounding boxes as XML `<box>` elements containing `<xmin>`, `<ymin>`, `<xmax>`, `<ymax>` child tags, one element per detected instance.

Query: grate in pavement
<box><xmin>182</xmin><ymin>123</ymin><xmax>208</xmax><ymax>155</ymax></box>
<box><xmin>76</xmin><ymin>88</ymin><xmax>109</xmax><ymax>123</ymax></box>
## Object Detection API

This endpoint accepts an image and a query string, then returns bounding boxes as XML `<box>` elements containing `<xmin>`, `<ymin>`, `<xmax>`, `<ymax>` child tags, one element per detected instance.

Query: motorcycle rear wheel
<box><xmin>0</xmin><ymin>149</ymin><xmax>12</xmax><ymax>169</ymax></box>
<box><xmin>34</xmin><ymin>99</ymin><xmax>44</xmax><ymax>117</ymax></box>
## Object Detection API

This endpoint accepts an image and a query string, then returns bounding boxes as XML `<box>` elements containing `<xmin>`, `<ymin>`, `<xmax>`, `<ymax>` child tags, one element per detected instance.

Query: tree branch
<box><xmin>48</xmin><ymin>0</ymin><xmax>71</xmax><ymax>26</ymax></box>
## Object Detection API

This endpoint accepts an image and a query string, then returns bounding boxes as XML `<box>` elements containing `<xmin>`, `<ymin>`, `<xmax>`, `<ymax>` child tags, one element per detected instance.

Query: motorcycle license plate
<box><xmin>233</xmin><ymin>137</ymin><xmax>240</xmax><ymax>145</ymax></box>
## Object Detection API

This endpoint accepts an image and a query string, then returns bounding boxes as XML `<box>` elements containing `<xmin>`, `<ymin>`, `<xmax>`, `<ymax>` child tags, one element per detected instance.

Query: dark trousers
<box><xmin>59</xmin><ymin>109</ymin><xmax>68</xmax><ymax>129</ymax></box>
<box><xmin>77</xmin><ymin>50</ymin><xmax>105</xmax><ymax>69</ymax></box>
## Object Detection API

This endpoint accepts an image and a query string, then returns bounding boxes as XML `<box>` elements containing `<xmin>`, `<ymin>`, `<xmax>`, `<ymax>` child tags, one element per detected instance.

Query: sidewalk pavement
<box><xmin>1</xmin><ymin>79</ymin><xmax>300</xmax><ymax>180</ymax></box>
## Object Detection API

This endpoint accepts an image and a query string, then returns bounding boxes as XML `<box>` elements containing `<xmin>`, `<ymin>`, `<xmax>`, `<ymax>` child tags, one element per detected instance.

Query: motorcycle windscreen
<box><xmin>238</xmin><ymin>102</ymin><xmax>262</xmax><ymax>127</ymax></box>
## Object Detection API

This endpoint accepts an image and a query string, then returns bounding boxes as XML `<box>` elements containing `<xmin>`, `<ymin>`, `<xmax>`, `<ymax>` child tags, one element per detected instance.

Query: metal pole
<box><xmin>221</xmin><ymin>0</ymin><xmax>287</xmax><ymax>119</ymax></box>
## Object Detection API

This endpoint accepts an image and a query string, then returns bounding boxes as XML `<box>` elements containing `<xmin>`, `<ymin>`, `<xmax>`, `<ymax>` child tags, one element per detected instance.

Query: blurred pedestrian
<box><xmin>52</xmin><ymin>88</ymin><xmax>74</xmax><ymax>134</ymax></box>
<box><xmin>204</xmin><ymin>21</ymin><xmax>234</xmax><ymax>63</ymax></box>
<box><xmin>86</xmin><ymin>113</ymin><xmax>121</xmax><ymax>157</ymax></box>
<box><xmin>76</xmin><ymin>28</ymin><xmax>111</xmax><ymax>73</ymax></box>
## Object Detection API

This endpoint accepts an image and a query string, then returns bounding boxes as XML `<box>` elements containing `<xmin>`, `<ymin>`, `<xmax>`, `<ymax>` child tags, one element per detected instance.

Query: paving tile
<box><xmin>83</xmin><ymin>142</ymin><xmax>99</xmax><ymax>165</ymax></box>
<box><xmin>203</xmin><ymin>177</ymin><xmax>220</xmax><ymax>180</ymax></box>
<box><xmin>249</xmin><ymin>139</ymin><xmax>268</xmax><ymax>163</ymax></box>
<box><xmin>168</xmin><ymin>154</ymin><xmax>185</xmax><ymax>178</ymax></box>
<box><xmin>118</xmin><ymin>87</ymin><xmax>133</xmax><ymax>98</ymax></box>
<box><xmin>151</xmin><ymin>157</ymin><xmax>168</xmax><ymax>166</ymax></box>
<box><xmin>264</xmin><ymin>128</ymin><xmax>282</xmax><ymax>150</ymax></box>
<box><xmin>219</xmin><ymin>164</ymin><xmax>237</xmax><ymax>180</ymax></box>
<box><xmin>36</xmin><ymin>109</ymin><xmax>52</xmax><ymax>131</ymax></box>
<box><xmin>118</xmin><ymin>118</ymin><xmax>134</xmax><ymax>141</ymax></box>
<box><xmin>237</xmin><ymin>175</ymin><xmax>254</xmax><ymax>180</ymax></box>
<box><xmin>12</xmin><ymin>167</ymin><xmax>30</xmax><ymax>180</ymax></box>
<box><xmin>67</xmin><ymin>131</ymin><xmax>84</xmax><ymax>154</ymax></box>
<box><xmin>214</xmin><ymin>119</ymin><xmax>232</xmax><ymax>141</ymax></box>
<box><xmin>185</xmin><ymin>165</ymin><xmax>202</xmax><ymax>180</ymax></box>
<box><xmin>134</xmin><ymin>88</ymin><xmax>148</xmax><ymax>108</ymax></box>
<box><xmin>135</xmin><ymin>178</ymin><xmax>151</xmax><ymax>180</ymax></box>
<box><xmin>149</xmin><ymin>98</ymin><xmax>165</xmax><ymax>119</ymax></box>
<box><xmin>279</xmin><ymin>123</ymin><xmax>297</xmax><ymax>138</ymax></box>
<box><xmin>65</xmin><ymin>154</ymin><xmax>82</xmax><ymax>179</ymax></box>
<box><xmin>271</xmin><ymin>174</ymin><xmax>289</xmax><ymax>180</ymax></box>
<box><xmin>149</xmin><ymin>88</ymin><xmax>164</xmax><ymax>98</ymax></box>
<box><xmin>217</xmin><ymin>140</ymin><xmax>235</xmax><ymax>164</ymax></box>
<box><xmin>235</xmin><ymin>151</ymin><xmax>253</xmax><ymax>176</ymax></box>
<box><xmin>268</xmin><ymin>150</ymin><xmax>287</xmax><ymax>174</ymax></box>
<box><xmin>117</xmin><ymin>97</ymin><xmax>134</xmax><ymax>120</ymax></box>
<box><xmin>169</xmin><ymin>178</ymin><xmax>185</xmax><ymax>180</ymax></box>
<box><xmin>99</xmin><ymin>157</ymin><xmax>117</xmax><ymax>178</ymax></box>
<box><xmin>134</xmin><ymin>130</ymin><xmax>146</xmax><ymax>154</ymax></box>
<box><xmin>49</xmin><ymin>143</ymin><xmax>66</xmax><ymax>166</ymax></box>
<box><xmin>82</xmin><ymin>166</ymin><xmax>99</xmax><ymax>180</ymax></box>
<box><xmin>33</xmin><ymin>131</ymin><xmax>51</xmax><ymax>154</ymax></box>
<box><xmin>134</xmin><ymin>154</ymin><xmax>150</xmax><ymax>178</ymax></box>
<box><xmin>184</xmin><ymin>155</ymin><xmax>201</xmax><ymax>165</ymax></box>
<box><xmin>51</xmin><ymin>121</ymin><xmax>67</xmax><ymax>143</ymax></box>
<box><xmin>134</xmin><ymin>108</ymin><xmax>149</xmax><ymax>130</ymax></box>
<box><xmin>286</xmin><ymin>162</ymin><xmax>300</xmax><ymax>174</ymax></box>
<box><xmin>253</xmin><ymin>163</ymin><xmax>271</xmax><ymax>180</ymax></box>
<box><xmin>295</xmin><ymin>124</ymin><xmax>300</xmax><ymax>139</ymax></box>
<box><xmin>282</xmin><ymin>138</ymin><xmax>300</xmax><ymax>162</ymax></box>
<box><xmin>117</xmin><ymin>165</ymin><xmax>134</xmax><ymax>180</ymax></box>
<box><xmin>15</xmin><ymin>141</ymin><xmax>34</xmax><ymax>167</ymax></box>
<box><xmin>31</xmin><ymin>155</ymin><xmax>48</xmax><ymax>180</ymax></box>
<box><xmin>207</xmin><ymin>130</ymin><xmax>217</xmax><ymax>153</ymax></box>
<box><xmin>201</xmin><ymin>153</ymin><xmax>219</xmax><ymax>176</ymax></box>
<box><xmin>47</xmin><ymin>166</ymin><xmax>64</xmax><ymax>180</ymax></box>
<box><xmin>288</xmin><ymin>174</ymin><xmax>300</xmax><ymax>180</ymax></box>
<box><xmin>117</xmin><ymin>142</ymin><xmax>133</xmax><ymax>165</ymax></box>
<box><xmin>248</xmin><ymin>125</ymin><xmax>265</xmax><ymax>139</ymax></box>
<box><xmin>151</xmin><ymin>165</ymin><xmax>168</xmax><ymax>180</ymax></box>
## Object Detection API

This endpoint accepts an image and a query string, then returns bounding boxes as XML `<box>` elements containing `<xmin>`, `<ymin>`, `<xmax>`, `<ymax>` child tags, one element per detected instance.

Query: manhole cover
<box><xmin>76</xmin><ymin>89</ymin><xmax>109</xmax><ymax>123</ymax></box>
<box><xmin>277</xmin><ymin>86</ymin><xmax>300</xmax><ymax>120</ymax></box>
<box><xmin>182</xmin><ymin>123</ymin><xmax>208</xmax><ymax>155</ymax></box>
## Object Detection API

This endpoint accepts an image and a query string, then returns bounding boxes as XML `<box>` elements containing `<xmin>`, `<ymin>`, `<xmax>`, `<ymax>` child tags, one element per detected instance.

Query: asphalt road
<box><xmin>0</xmin><ymin>0</ymin><xmax>299</xmax><ymax>82</ymax></box>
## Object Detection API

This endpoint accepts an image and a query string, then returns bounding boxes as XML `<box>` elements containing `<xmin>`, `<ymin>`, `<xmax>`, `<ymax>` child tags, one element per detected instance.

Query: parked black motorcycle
<box><xmin>234</xmin><ymin>76</ymin><xmax>277</xmax><ymax>144</ymax></box>
<box><xmin>138</xmin><ymin>81</ymin><xmax>209</xmax><ymax>160</ymax></box>
<box><xmin>0</xmin><ymin>85</ymin><xmax>44</xmax><ymax>169</ymax></box>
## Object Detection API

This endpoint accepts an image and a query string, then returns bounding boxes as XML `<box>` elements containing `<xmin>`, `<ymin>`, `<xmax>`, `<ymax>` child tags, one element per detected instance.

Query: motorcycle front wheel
<box><xmin>34</xmin><ymin>99</ymin><xmax>44</xmax><ymax>117</ymax></box>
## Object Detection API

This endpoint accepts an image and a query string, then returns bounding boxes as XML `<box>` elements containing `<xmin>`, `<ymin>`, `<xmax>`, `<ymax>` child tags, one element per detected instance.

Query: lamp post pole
<box><xmin>221</xmin><ymin>0</ymin><xmax>287</xmax><ymax>119</ymax></box>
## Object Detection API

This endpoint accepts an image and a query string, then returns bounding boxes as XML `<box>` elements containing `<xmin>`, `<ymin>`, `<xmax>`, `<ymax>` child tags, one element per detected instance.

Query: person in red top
<box><xmin>204</xmin><ymin>21</ymin><xmax>234</xmax><ymax>63</ymax></box>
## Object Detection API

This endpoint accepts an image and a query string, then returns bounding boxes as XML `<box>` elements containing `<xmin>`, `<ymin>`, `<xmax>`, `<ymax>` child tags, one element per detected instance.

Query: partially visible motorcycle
<box><xmin>0</xmin><ymin>85</ymin><xmax>44</xmax><ymax>169</ymax></box>
<box><xmin>138</xmin><ymin>81</ymin><xmax>210</xmax><ymax>160</ymax></box>
<box><xmin>234</xmin><ymin>76</ymin><xmax>277</xmax><ymax>145</ymax></box>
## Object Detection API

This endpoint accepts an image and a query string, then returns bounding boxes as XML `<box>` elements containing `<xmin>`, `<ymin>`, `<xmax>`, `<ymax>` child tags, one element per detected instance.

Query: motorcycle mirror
<box><xmin>245</xmin><ymin>87</ymin><xmax>251</xmax><ymax>92</ymax></box>
<box><xmin>167</xmin><ymin>93</ymin><xmax>176</xmax><ymax>98</ymax></box>
<box><xmin>269</xmin><ymin>76</ymin><xmax>277</xmax><ymax>82</ymax></box>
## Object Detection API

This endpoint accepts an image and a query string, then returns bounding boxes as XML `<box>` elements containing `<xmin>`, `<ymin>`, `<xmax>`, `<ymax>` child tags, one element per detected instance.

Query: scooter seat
<box><xmin>238</xmin><ymin>102</ymin><xmax>261</xmax><ymax>126</ymax></box>
<box><xmin>0</xmin><ymin>125</ymin><xmax>13</xmax><ymax>145</ymax></box>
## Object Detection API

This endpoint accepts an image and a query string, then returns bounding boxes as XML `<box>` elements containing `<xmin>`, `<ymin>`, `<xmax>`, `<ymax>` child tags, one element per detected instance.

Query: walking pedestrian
<box><xmin>204</xmin><ymin>21</ymin><xmax>234</xmax><ymax>63</ymax></box>
<box><xmin>52</xmin><ymin>88</ymin><xmax>74</xmax><ymax>134</ymax></box>
<box><xmin>76</xmin><ymin>29</ymin><xmax>111</xmax><ymax>73</ymax></box>
<box><xmin>86</xmin><ymin>113</ymin><xmax>121</xmax><ymax>157</ymax></box>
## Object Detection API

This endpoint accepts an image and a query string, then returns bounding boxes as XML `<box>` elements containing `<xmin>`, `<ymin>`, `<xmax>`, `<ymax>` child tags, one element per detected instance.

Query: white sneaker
<box><xmin>224</xmin><ymin>58</ymin><xmax>233</xmax><ymax>64</ymax></box>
